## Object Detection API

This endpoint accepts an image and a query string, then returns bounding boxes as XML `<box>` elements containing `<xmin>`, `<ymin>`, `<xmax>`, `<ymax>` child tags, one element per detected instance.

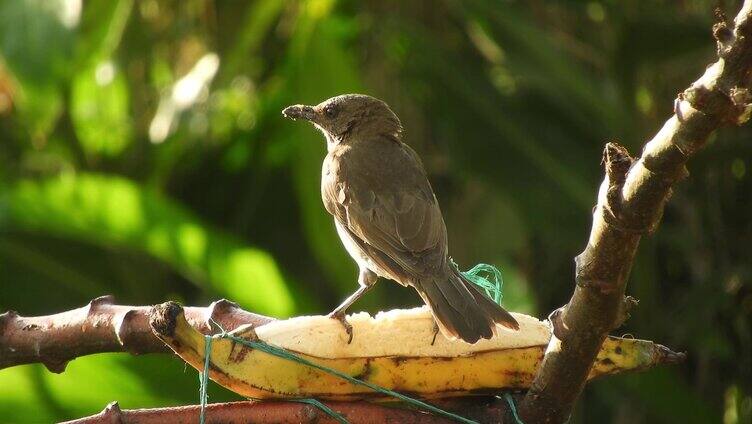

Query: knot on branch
<box><xmin>614</xmin><ymin>296</ymin><xmax>639</xmax><ymax>329</ymax></box>
<box><xmin>0</xmin><ymin>310</ymin><xmax>17</xmax><ymax>354</ymax></box>
<box><xmin>89</xmin><ymin>401</ymin><xmax>124</xmax><ymax>423</ymax></box>
<box><xmin>87</xmin><ymin>295</ymin><xmax>115</xmax><ymax>316</ymax></box>
<box><xmin>679</xmin><ymin>8</ymin><xmax>752</xmax><ymax>125</ymax></box>
<box><xmin>114</xmin><ymin>310</ymin><xmax>139</xmax><ymax>353</ymax></box>
<box><xmin>599</xmin><ymin>143</ymin><xmax>649</xmax><ymax>234</ymax></box>
<box><xmin>548</xmin><ymin>307</ymin><xmax>568</xmax><ymax>341</ymax></box>
<box><xmin>206</xmin><ymin>299</ymin><xmax>240</xmax><ymax>332</ymax></box>
<box><xmin>730</xmin><ymin>86</ymin><xmax>752</xmax><ymax>124</ymax></box>
<box><xmin>0</xmin><ymin>310</ymin><xmax>17</xmax><ymax>335</ymax></box>
<box><xmin>714</xmin><ymin>8</ymin><xmax>735</xmax><ymax>56</ymax></box>
<box><xmin>682</xmin><ymin>84</ymin><xmax>752</xmax><ymax>125</ymax></box>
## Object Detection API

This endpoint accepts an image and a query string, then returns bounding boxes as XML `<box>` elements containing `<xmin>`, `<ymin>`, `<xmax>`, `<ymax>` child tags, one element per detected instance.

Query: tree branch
<box><xmin>2</xmin><ymin>299</ymin><xmax>528</xmax><ymax>423</ymax></box>
<box><xmin>4</xmin><ymin>298</ymin><xmax>680</xmax><ymax>423</ymax></box>
<box><xmin>61</xmin><ymin>398</ymin><xmax>523</xmax><ymax>424</ymax></box>
<box><xmin>519</xmin><ymin>2</ymin><xmax>752</xmax><ymax>422</ymax></box>
<box><xmin>0</xmin><ymin>295</ymin><xmax>272</xmax><ymax>372</ymax></box>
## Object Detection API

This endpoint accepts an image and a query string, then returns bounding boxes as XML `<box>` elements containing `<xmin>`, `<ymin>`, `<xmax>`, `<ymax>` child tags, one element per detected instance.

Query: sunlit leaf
<box><xmin>221</xmin><ymin>0</ymin><xmax>285</xmax><ymax>79</ymax></box>
<box><xmin>0</xmin><ymin>354</ymin><xmax>239</xmax><ymax>422</ymax></box>
<box><xmin>70</xmin><ymin>62</ymin><xmax>132</xmax><ymax>157</ymax></box>
<box><xmin>0</xmin><ymin>0</ymin><xmax>76</xmax><ymax>137</ymax></box>
<box><xmin>0</xmin><ymin>365</ymin><xmax>55</xmax><ymax>422</ymax></box>
<box><xmin>282</xmin><ymin>8</ymin><xmax>366</xmax><ymax>295</ymax></box>
<box><xmin>0</xmin><ymin>173</ymin><xmax>295</xmax><ymax>316</ymax></box>
<box><xmin>76</xmin><ymin>0</ymin><xmax>133</xmax><ymax>65</ymax></box>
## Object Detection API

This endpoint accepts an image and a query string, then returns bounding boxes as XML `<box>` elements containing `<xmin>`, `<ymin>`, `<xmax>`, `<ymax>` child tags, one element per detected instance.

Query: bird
<box><xmin>282</xmin><ymin>94</ymin><xmax>519</xmax><ymax>344</ymax></box>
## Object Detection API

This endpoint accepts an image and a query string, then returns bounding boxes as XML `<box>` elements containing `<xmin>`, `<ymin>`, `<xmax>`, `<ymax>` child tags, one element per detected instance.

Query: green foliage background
<box><xmin>0</xmin><ymin>0</ymin><xmax>750</xmax><ymax>422</ymax></box>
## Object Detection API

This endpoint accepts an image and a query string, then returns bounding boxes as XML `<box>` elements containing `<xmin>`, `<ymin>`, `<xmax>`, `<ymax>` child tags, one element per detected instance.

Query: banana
<box><xmin>150</xmin><ymin>302</ymin><xmax>682</xmax><ymax>401</ymax></box>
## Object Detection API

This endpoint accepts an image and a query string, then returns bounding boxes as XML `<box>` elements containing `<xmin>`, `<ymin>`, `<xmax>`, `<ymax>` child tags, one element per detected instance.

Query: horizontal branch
<box><xmin>61</xmin><ymin>398</ymin><xmax>523</xmax><ymax>424</ymax></box>
<box><xmin>2</xmin><ymin>299</ymin><xmax>527</xmax><ymax>423</ymax></box>
<box><xmin>0</xmin><ymin>295</ymin><xmax>273</xmax><ymax>372</ymax></box>
<box><xmin>519</xmin><ymin>2</ymin><xmax>752</xmax><ymax>423</ymax></box>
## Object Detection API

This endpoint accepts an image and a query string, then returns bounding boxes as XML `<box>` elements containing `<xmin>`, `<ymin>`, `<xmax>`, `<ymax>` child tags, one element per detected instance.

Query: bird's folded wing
<box><xmin>322</xmin><ymin>144</ymin><xmax>447</xmax><ymax>277</ymax></box>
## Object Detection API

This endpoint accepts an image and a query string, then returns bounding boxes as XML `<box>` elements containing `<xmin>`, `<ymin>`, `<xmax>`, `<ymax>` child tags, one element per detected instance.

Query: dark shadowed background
<box><xmin>1</xmin><ymin>0</ymin><xmax>750</xmax><ymax>422</ymax></box>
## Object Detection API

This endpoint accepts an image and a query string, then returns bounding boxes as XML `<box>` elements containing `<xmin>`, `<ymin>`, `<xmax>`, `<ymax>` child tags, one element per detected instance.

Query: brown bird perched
<box><xmin>282</xmin><ymin>94</ymin><xmax>519</xmax><ymax>344</ymax></box>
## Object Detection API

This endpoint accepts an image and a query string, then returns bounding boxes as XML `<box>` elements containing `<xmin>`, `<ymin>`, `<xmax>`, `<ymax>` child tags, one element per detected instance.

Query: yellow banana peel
<box><xmin>150</xmin><ymin>302</ymin><xmax>682</xmax><ymax>401</ymax></box>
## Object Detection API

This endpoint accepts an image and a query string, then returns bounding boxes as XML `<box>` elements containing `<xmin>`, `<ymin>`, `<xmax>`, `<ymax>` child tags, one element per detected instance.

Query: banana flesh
<box><xmin>150</xmin><ymin>302</ymin><xmax>683</xmax><ymax>400</ymax></box>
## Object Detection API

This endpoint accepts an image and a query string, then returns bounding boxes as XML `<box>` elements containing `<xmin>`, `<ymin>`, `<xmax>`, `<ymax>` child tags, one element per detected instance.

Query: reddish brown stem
<box><xmin>61</xmin><ymin>397</ymin><xmax>525</xmax><ymax>424</ymax></box>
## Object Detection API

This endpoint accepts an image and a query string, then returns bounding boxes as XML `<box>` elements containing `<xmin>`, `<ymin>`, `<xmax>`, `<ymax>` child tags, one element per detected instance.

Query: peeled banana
<box><xmin>150</xmin><ymin>302</ymin><xmax>682</xmax><ymax>401</ymax></box>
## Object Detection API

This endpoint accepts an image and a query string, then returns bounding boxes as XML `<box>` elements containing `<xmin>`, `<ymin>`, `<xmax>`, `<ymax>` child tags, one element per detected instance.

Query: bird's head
<box><xmin>282</xmin><ymin>94</ymin><xmax>402</xmax><ymax>144</ymax></box>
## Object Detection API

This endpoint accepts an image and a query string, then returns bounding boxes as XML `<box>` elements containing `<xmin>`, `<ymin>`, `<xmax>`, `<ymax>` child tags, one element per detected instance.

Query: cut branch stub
<box><xmin>149</xmin><ymin>302</ymin><xmax>183</xmax><ymax>339</ymax></box>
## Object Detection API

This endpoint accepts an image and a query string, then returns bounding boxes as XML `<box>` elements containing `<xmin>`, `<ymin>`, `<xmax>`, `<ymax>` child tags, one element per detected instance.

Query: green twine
<box><xmin>197</xmin><ymin>321</ymin><xmax>477</xmax><ymax>423</ymax></box>
<box><xmin>199</xmin><ymin>335</ymin><xmax>211</xmax><ymax>424</ymax></box>
<box><xmin>197</xmin><ymin>262</ymin><xmax>522</xmax><ymax>424</ymax></box>
<box><xmin>290</xmin><ymin>398</ymin><xmax>349</xmax><ymax>424</ymax></box>
<box><xmin>220</xmin><ymin>331</ymin><xmax>478</xmax><ymax>423</ymax></box>
<box><xmin>455</xmin><ymin>260</ymin><xmax>505</xmax><ymax>305</ymax></box>
<box><xmin>503</xmin><ymin>393</ymin><xmax>525</xmax><ymax>424</ymax></box>
<box><xmin>459</xmin><ymin>261</ymin><xmax>525</xmax><ymax>424</ymax></box>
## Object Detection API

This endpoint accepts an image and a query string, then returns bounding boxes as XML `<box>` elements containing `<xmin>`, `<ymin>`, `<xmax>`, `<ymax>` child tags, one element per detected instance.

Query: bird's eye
<box><xmin>324</xmin><ymin>105</ymin><xmax>338</xmax><ymax>118</ymax></box>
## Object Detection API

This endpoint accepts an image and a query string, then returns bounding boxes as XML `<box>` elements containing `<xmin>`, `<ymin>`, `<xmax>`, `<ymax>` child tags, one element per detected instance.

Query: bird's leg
<box><xmin>328</xmin><ymin>267</ymin><xmax>378</xmax><ymax>344</ymax></box>
<box><xmin>328</xmin><ymin>287</ymin><xmax>370</xmax><ymax>344</ymax></box>
<box><xmin>430</xmin><ymin>321</ymin><xmax>441</xmax><ymax>346</ymax></box>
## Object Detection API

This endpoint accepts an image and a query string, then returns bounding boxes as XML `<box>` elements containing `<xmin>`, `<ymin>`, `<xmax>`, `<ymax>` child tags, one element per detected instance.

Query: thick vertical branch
<box><xmin>519</xmin><ymin>3</ymin><xmax>752</xmax><ymax>423</ymax></box>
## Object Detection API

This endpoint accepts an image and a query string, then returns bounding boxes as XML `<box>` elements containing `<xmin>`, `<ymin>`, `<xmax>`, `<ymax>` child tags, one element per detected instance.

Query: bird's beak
<box><xmin>282</xmin><ymin>104</ymin><xmax>316</xmax><ymax>122</ymax></box>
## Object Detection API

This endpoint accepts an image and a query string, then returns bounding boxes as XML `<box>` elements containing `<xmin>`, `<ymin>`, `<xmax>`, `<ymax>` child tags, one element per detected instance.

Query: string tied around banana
<box><xmin>149</xmin><ymin>263</ymin><xmax>684</xmax><ymax>424</ymax></box>
<box><xmin>198</xmin><ymin>262</ymin><xmax>517</xmax><ymax>424</ymax></box>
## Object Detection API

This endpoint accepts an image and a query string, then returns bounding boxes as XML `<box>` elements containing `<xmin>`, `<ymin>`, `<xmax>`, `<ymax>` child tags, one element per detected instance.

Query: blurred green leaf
<box><xmin>0</xmin><ymin>365</ymin><xmax>56</xmax><ymax>422</ymax></box>
<box><xmin>464</xmin><ymin>2</ymin><xmax>624</xmax><ymax>137</ymax></box>
<box><xmin>0</xmin><ymin>173</ymin><xmax>295</xmax><ymax>316</ymax></box>
<box><xmin>0</xmin><ymin>0</ymin><xmax>75</xmax><ymax>137</ymax></box>
<box><xmin>0</xmin><ymin>354</ymin><xmax>239</xmax><ymax>422</ymax></box>
<box><xmin>619</xmin><ymin>368</ymin><xmax>719</xmax><ymax>423</ymax></box>
<box><xmin>0</xmin><ymin>1</ymin><xmax>748</xmax><ymax>421</ymax></box>
<box><xmin>76</xmin><ymin>0</ymin><xmax>133</xmax><ymax>65</ymax></box>
<box><xmin>282</xmin><ymin>5</ymin><xmax>366</xmax><ymax>294</ymax></box>
<box><xmin>221</xmin><ymin>0</ymin><xmax>285</xmax><ymax>80</ymax></box>
<box><xmin>70</xmin><ymin>62</ymin><xmax>132</xmax><ymax>157</ymax></box>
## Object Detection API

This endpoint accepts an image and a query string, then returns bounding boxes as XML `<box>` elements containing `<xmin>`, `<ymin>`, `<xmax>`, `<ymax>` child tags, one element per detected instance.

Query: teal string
<box><xmin>219</xmin><ymin>332</ymin><xmax>478</xmax><ymax>424</ymax></box>
<box><xmin>463</xmin><ymin>262</ymin><xmax>523</xmax><ymax>423</ymax></box>
<box><xmin>290</xmin><ymin>398</ymin><xmax>349</xmax><ymax>424</ymax></box>
<box><xmin>197</xmin><ymin>262</ymin><xmax>511</xmax><ymax>424</ymax></box>
<box><xmin>199</xmin><ymin>335</ymin><xmax>211</xmax><ymax>424</ymax></box>
<box><xmin>503</xmin><ymin>393</ymin><xmax>525</xmax><ymax>424</ymax></box>
<box><xmin>199</xmin><ymin>343</ymin><xmax>347</xmax><ymax>424</ymax></box>
<box><xmin>453</xmin><ymin>259</ymin><xmax>505</xmax><ymax>305</ymax></box>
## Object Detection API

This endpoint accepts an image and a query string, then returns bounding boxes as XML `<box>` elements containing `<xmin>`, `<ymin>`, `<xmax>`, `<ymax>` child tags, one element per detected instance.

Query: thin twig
<box><xmin>519</xmin><ymin>2</ymin><xmax>752</xmax><ymax>422</ymax></box>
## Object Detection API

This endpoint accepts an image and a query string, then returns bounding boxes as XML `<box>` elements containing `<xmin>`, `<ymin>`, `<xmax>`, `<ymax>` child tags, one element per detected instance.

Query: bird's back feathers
<box><xmin>322</xmin><ymin>136</ymin><xmax>518</xmax><ymax>343</ymax></box>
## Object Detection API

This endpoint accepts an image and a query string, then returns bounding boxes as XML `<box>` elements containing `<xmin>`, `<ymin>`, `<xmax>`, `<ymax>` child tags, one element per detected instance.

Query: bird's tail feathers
<box><xmin>416</xmin><ymin>266</ymin><xmax>519</xmax><ymax>344</ymax></box>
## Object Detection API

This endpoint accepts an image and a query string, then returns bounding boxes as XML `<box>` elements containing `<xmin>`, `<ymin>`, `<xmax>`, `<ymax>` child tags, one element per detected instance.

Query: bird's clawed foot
<box><xmin>328</xmin><ymin>310</ymin><xmax>354</xmax><ymax>344</ymax></box>
<box><xmin>431</xmin><ymin>321</ymin><xmax>440</xmax><ymax>346</ymax></box>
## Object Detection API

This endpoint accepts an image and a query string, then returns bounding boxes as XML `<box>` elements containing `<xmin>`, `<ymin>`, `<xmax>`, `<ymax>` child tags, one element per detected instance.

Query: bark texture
<box><xmin>0</xmin><ymin>295</ymin><xmax>272</xmax><ymax>372</ymax></box>
<box><xmin>519</xmin><ymin>3</ymin><xmax>752</xmax><ymax>422</ymax></box>
<box><xmin>61</xmin><ymin>398</ymin><xmax>524</xmax><ymax>424</ymax></box>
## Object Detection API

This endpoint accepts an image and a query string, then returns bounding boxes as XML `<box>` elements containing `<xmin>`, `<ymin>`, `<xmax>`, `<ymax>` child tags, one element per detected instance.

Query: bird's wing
<box><xmin>323</xmin><ymin>140</ymin><xmax>446</xmax><ymax>278</ymax></box>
